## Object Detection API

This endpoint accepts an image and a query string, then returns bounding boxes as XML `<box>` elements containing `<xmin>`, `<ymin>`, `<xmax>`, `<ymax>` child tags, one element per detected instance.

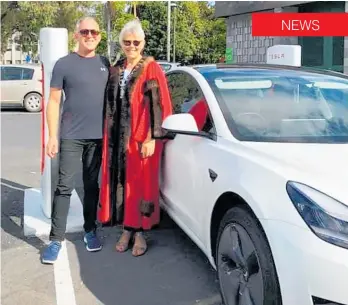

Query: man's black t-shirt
<box><xmin>50</xmin><ymin>52</ymin><xmax>110</xmax><ymax>140</ymax></box>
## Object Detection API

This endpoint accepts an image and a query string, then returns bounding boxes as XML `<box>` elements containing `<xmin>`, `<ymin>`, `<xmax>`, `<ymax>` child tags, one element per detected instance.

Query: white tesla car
<box><xmin>159</xmin><ymin>61</ymin><xmax>348</xmax><ymax>305</ymax></box>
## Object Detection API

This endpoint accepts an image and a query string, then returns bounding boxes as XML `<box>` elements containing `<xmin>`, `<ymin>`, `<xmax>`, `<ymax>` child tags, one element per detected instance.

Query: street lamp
<box><xmin>167</xmin><ymin>1</ymin><xmax>177</xmax><ymax>62</ymax></box>
<box><xmin>102</xmin><ymin>0</ymin><xmax>111</xmax><ymax>60</ymax></box>
<box><xmin>172</xmin><ymin>3</ymin><xmax>177</xmax><ymax>63</ymax></box>
<box><xmin>167</xmin><ymin>0</ymin><xmax>171</xmax><ymax>62</ymax></box>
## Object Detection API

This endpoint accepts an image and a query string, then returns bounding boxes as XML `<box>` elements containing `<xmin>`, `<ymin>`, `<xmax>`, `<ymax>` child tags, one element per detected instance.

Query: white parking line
<box><xmin>1</xmin><ymin>181</ymin><xmax>26</xmax><ymax>191</ymax></box>
<box><xmin>54</xmin><ymin>241</ymin><xmax>77</xmax><ymax>305</ymax></box>
<box><xmin>0</xmin><ymin>111</ymin><xmax>40</xmax><ymax>115</ymax></box>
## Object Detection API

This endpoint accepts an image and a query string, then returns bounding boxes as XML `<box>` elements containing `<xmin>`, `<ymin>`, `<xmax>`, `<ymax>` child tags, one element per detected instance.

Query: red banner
<box><xmin>252</xmin><ymin>13</ymin><xmax>348</xmax><ymax>36</ymax></box>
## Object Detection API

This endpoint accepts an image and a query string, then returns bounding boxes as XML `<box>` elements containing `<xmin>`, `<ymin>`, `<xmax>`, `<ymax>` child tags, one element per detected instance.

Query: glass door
<box><xmin>298</xmin><ymin>1</ymin><xmax>345</xmax><ymax>72</ymax></box>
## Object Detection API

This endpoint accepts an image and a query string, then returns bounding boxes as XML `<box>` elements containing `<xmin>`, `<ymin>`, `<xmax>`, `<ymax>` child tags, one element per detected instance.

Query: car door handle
<box><xmin>22</xmin><ymin>83</ymin><xmax>28</xmax><ymax>85</ymax></box>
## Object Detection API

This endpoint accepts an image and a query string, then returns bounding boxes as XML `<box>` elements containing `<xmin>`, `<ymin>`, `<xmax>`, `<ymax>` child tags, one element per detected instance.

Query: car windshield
<box><xmin>204</xmin><ymin>69</ymin><xmax>348</xmax><ymax>143</ymax></box>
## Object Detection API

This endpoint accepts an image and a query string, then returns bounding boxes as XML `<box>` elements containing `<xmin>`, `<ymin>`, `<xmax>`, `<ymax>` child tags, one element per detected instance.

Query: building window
<box><xmin>301</xmin><ymin>37</ymin><xmax>324</xmax><ymax>66</ymax></box>
<box><xmin>298</xmin><ymin>1</ymin><xmax>344</xmax><ymax>72</ymax></box>
<box><xmin>333</xmin><ymin>37</ymin><xmax>344</xmax><ymax>66</ymax></box>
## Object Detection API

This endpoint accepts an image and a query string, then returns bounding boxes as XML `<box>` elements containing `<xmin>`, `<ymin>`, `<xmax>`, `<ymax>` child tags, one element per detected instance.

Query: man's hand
<box><xmin>46</xmin><ymin>137</ymin><xmax>59</xmax><ymax>158</ymax></box>
<box><xmin>141</xmin><ymin>140</ymin><xmax>155</xmax><ymax>158</ymax></box>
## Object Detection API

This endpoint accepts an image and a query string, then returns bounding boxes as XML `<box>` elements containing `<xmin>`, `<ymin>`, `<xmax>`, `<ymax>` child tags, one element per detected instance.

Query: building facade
<box><xmin>1</xmin><ymin>32</ymin><xmax>37</xmax><ymax>65</ymax></box>
<box><xmin>215</xmin><ymin>1</ymin><xmax>348</xmax><ymax>74</ymax></box>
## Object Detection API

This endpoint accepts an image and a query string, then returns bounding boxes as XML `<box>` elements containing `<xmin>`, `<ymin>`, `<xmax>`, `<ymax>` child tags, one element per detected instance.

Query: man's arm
<box><xmin>46</xmin><ymin>88</ymin><xmax>62</xmax><ymax>139</ymax></box>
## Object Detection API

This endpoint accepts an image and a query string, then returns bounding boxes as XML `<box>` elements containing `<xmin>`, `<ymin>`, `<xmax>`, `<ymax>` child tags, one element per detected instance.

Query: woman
<box><xmin>99</xmin><ymin>19</ymin><xmax>173</xmax><ymax>256</ymax></box>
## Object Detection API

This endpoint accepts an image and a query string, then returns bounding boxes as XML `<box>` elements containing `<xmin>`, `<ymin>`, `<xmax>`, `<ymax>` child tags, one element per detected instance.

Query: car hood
<box><xmin>240</xmin><ymin>142</ymin><xmax>348</xmax><ymax>206</ymax></box>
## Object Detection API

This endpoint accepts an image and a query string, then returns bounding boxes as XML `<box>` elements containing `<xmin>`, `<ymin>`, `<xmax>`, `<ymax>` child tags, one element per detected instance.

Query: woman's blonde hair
<box><xmin>119</xmin><ymin>19</ymin><xmax>145</xmax><ymax>45</ymax></box>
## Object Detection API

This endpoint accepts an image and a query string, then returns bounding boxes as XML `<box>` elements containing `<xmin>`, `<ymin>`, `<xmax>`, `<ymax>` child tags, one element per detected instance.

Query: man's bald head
<box><xmin>74</xmin><ymin>16</ymin><xmax>101</xmax><ymax>55</ymax></box>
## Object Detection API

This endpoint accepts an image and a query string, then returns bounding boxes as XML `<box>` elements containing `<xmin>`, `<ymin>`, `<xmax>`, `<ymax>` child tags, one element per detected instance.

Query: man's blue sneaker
<box><xmin>84</xmin><ymin>231</ymin><xmax>102</xmax><ymax>252</ymax></box>
<box><xmin>41</xmin><ymin>241</ymin><xmax>62</xmax><ymax>264</ymax></box>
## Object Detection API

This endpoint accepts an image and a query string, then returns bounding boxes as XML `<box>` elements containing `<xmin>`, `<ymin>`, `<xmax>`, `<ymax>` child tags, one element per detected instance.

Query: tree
<box><xmin>1</xmin><ymin>1</ymin><xmax>19</xmax><ymax>21</ymax></box>
<box><xmin>1</xmin><ymin>1</ymin><xmax>226</xmax><ymax>66</ymax></box>
<box><xmin>94</xmin><ymin>1</ymin><xmax>135</xmax><ymax>59</ymax></box>
<box><xmin>135</xmin><ymin>1</ymin><xmax>226</xmax><ymax>64</ymax></box>
<box><xmin>1</xmin><ymin>1</ymin><xmax>20</xmax><ymax>54</ymax></box>
<box><xmin>136</xmin><ymin>1</ymin><xmax>167</xmax><ymax>60</ymax></box>
<box><xmin>1</xmin><ymin>1</ymin><xmax>95</xmax><ymax>57</ymax></box>
<box><xmin>195</xmin><ymin>1</ymin><xmax>226</xmax><ymax>64</ymax></box>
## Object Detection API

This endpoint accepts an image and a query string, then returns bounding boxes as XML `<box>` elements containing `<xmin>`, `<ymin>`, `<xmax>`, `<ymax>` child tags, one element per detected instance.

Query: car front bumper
<box><xmin>262</xmin><ymin>219</ymin><xmax>348</xmax><ymax>305</ymax></box>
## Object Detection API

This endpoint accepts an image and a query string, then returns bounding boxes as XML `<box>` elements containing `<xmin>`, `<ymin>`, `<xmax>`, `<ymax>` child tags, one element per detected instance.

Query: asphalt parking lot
<box><xmin>1</xmin><ymin>109</ymin><xmax>222</xmax><ymax>305</ymax></box>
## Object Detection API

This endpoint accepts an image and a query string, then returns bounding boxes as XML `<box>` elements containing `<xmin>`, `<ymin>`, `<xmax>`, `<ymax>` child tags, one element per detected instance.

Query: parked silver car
<box><xmin>1</xmin><ymin>64</ymin><xmax>43</xmax><ymax>112</ymax></box>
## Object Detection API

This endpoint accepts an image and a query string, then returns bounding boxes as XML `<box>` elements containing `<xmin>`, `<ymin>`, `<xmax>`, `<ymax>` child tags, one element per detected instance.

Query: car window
<box><xmin>2</xmin><ymin>67</ymin><xmax>22</xmax><ymax>80</ymax></box>
<box><xmin>160</xmin><ymin>64</ymin><xmax>172</xmax><ymax>72</ymax></box>
<box><xmin>167</xmin><ymin>72</ymin><xmax>215</xmax><ymax>134</ymax></box>
<box><xmin>204</xmin><ymin>69</ymin><xmax>348</xmax><ymax>143</ymax></box>
<box><xmin>22</xmin><ymin>68</ymin><xmax>34</xmax><ymax>80</ymax></box>
<box><xmin>0</xmin><ymin>67</ymin><xmax>4</xmax><ymax>80</ymax></box>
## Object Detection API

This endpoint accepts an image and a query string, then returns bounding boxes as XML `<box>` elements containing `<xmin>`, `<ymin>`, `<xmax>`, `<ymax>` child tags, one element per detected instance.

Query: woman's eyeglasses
<box><xmin>123</xmin><ymin>40</ymin><xmax>141</xmax><ymax>47</ymax></box>
<box><xmin>79</xmin><ymin>29</ymin><xmax>100</xmax><ymax>37</ymax></box>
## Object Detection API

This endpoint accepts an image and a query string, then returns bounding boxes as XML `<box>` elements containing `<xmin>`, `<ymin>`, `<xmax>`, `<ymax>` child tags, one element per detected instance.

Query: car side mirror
<box><xmin>162</xmin><ymin>113</ymin><xmax>199</xmax><ymax>133</ymax></box>
<box><xmin>161</xmin><ymin>113</ymin><xmax>213</xmax><ymax>140</ymax></box>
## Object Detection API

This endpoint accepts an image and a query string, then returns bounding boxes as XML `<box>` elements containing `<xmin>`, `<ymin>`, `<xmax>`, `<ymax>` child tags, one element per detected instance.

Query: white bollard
<box><xmin>266</xmin><ymin>45</ymin><xmax>302</xmax><ymax>67</ymax></box>
<box><xmin>39</xmin><ymin>28</ymin><xmax>68</xmax><ymax>218</ymax></box>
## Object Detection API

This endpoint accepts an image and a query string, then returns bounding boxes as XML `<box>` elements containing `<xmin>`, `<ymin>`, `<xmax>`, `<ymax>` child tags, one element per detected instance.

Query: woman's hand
<box><xmin>141</xmin><ymin>139</ymin><xmax>156</xmax><ymax>158</ymax></box>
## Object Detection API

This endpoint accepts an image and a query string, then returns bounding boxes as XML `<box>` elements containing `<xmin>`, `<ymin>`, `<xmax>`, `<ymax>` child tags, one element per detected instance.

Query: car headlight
<box><xmin>286</xmin><ymin>181</ymin><xmax>348</xmax><ymax>250</ymax></box>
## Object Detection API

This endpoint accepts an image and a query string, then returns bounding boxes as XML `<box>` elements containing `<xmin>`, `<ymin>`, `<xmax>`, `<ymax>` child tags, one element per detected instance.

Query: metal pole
<box><xmin>167</xmin><ymin>0</ymin><xmax>171</xmax><ymax>62</ymax></box>
<box><xmin>106</xmin><ymin>1</ymin><xmax>111</xmax><ymax>60</ymax></box>
<box><xmin>173</xmin><ymin>6</ymin><xmax>176</xmax><ymax>63</ymax></box>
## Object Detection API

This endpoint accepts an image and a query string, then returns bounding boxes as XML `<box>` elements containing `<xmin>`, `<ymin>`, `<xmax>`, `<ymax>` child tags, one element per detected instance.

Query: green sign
<box><xmin>225</xmin><ymin>47</ymin><xmax>233</xmax><ymax>63</ymax></box>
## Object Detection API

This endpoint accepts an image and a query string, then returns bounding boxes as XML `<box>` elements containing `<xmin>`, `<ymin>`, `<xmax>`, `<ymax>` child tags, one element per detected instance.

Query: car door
<box><xmin>161</xmin><ymin>71</ymin><xmax>218</xmax><ymax>242</ymax></box>
<box><xmin>1</xmin><ymin>66</ymin><xmax>30</xmax><ymax>105</ymax></box>
<box><xmin>21</xmin><ymin>67</ymin><xmax>38</xmax><ymax>92</ymax></box>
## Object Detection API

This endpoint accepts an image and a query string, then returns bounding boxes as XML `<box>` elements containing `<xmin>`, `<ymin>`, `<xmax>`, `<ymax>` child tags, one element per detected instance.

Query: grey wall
<box><xmin>225</xmin><ymin>6</ymin><xmax>298</xmax><ymax>64</ymax></box>
<box><xmin>345</xmin><ymin>2</ymin><xmax>348</xmax><ymax>74</ymax></box>
<box><xmin>215</xmin><ymin>1</ymin><xmax>312</xmax><ymax>17</ymax></box>
<box><xmin>222</xmin><ymin>1</ymin><xmax>348</xmax><ymax>73</ymax></box>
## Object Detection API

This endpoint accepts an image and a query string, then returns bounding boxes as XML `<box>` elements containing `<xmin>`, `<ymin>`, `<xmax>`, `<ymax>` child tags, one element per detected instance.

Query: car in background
<box><xmin>1</xmin><ymin>64</ymin><xmax>42</xmax><ymax>112</ymax></box>
<box><xmin>158</xmin><ymin>61</ymin><xmax>181</xmax><ymax>72</ymax></box>
<box><xmin>160</xmin><ymin>63</ymin><xmax>348</xmax><ymax>305</ymax></box>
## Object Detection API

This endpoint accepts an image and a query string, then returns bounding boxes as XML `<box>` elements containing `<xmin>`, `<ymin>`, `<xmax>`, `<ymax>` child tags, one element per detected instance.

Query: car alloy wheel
<box><xmin>24</xmin><ymin>92</ymin><xmax>42</xmax><ymax>112</ymax></box>
<box><xmin>216</xmin><ymin>207</ymin><xmax>282</xmax><ymax>305</ymax></box>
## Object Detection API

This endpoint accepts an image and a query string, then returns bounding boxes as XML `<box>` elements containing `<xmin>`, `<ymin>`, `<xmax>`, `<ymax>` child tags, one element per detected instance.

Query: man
<box><xmin>41</xmin><ymin>17</ymin><xmax>110</xmax><ymax>264</ymax></box>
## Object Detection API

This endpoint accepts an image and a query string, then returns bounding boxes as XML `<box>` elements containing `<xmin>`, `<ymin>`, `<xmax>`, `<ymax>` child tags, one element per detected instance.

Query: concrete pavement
<box><xmin>1</xmin><ymin>110</ymin><xmax>222</xmax><ymax>305</ymax></box>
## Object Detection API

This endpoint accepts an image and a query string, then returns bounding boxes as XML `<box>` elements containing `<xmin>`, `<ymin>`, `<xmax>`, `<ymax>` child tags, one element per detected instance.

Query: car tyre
<box><xmin>216</xmin><ymin>206</ymin><xmax>282</xmax><ymax>305</ymax></box>
<box><xmin>23</xmin><ymin>92</ymin><xmax>42</xmax><ymax>112</ymax></box>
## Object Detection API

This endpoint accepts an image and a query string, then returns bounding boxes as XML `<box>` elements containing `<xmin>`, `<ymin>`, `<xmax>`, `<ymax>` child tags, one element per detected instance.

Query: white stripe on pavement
<box><xmin>1</xmin><ymin>181</ymin><xmax>26</xmax><ymax>191</ymax></box>
<box><xmin>54</xmin><ymin>241</ymin><xmax>77</xmax><ymax>305</ymax></box>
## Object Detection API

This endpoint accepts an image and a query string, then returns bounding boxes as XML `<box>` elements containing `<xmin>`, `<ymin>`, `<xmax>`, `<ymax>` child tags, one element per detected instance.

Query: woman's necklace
<box><xmin>119</xmin><ymin>57</ymin><xmax>142</xmax><ymax>99</ymax></box>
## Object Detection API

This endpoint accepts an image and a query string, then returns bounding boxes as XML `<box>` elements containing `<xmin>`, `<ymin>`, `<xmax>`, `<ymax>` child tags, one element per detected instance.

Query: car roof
<box><xmin>158</xmin><ymin>61</ymin><xmax>181</xmax><ymax>65</ymax></box>
<box><xmin>191</xmin><ymin>63</ymin><xmax>348</xmax><ymax>79</ymax></box>
<box><xmin>2</xmin><ymin>64</ymin><xmax>41</xmax><ymax>69</ymax></box>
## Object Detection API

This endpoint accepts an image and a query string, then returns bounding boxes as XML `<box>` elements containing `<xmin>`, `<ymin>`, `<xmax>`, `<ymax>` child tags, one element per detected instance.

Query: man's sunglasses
<box><xmin>79</xmin><ymin>29</ymin><xmax>100</xmax><ymax>37</ymax></box>
<box><xmin>123</xmin><ymin>40</ymin><xmax>141</xmax><ymax>47</ymax></box>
